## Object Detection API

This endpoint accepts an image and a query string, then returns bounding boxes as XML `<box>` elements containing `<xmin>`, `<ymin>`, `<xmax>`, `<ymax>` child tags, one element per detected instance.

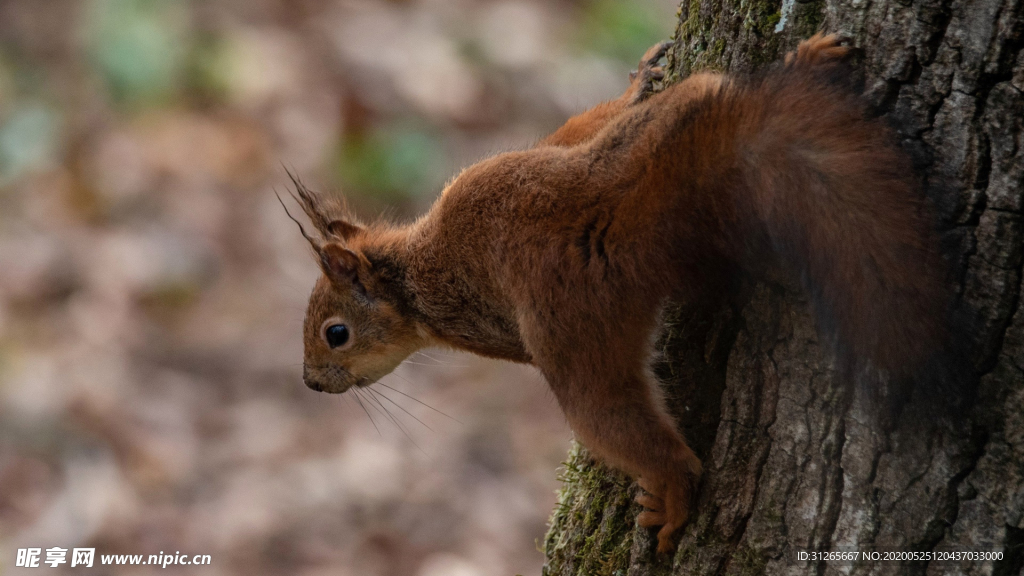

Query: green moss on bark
<box><xmin>668</xmin><ymin>0</ymin><xmax>829</xmax><ymax>79</ymax></box>
<box><xmin>542</xmin><ymin>444</ymin><xmax>637</xmax><ymax>576</ymax></box>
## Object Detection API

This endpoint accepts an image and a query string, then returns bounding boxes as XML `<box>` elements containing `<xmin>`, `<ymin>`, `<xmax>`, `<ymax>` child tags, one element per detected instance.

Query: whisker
<box><xmin>368</xmin><ymin>389</ymin><xmax>406</xmax><ymax>433</ymax></box>
<box><xmin>423</xmin><ymin>349</ymin><xmax>470</xmax><ymax>362</ymax></box>
<box><xmin>371</xmin><ymin>386</ymin><xmax>435</xmax><ymax>432</ymax></box>
<box><xmin>356</xmin><ymin>388</ymin><xmax>390</xmax><ymax>424</ymax></box>
<box><xmin>382</xmin><ymin>370</ymin><xmax>432</xmax><ymax>391</ymax></box>
<box><xmin>384</xmin><ymin>371</ymin><xmax>415</xmax><ymax>385</ymax></box>
<box><xmin>413</xmin><ymin>350</ymin><xmax>445</xmax><ymax>362</ymax></box>
<box><xmin>359</xmin><ymin>388</ymin><xmax>400</xmax><ymax>430</ymax></box>
<box><xmin>351</xmin><ymin>391</ymin><xmax>381</xmax><ymax>436</ymax></box>
<box><xmin>359</xmin><ymin>388</ymin><xmax>407</xmax><ymax>439</ymax></box>
<box><xmin>376</xmin><ymin>381</ymin><xmax>463</xmax><ymax>424</ymax></box>
<box><xmin>366</xmin><ymin>389</ymin><xmax>424</xmax><ymax>453</ymax></box>
<box><xmin>343</xmin><ymin>393</ymin><xmax>365</xmax><ymax>419</ymax></box>
<box><xmin>400</xmin><ymin>359</ymin><xmax>461</xmax><ymax>368</ymax></box>
<box><xmin>411</xmin><ymin>351</ymin><xmax>469</xmax><ymax>367</ymax></box>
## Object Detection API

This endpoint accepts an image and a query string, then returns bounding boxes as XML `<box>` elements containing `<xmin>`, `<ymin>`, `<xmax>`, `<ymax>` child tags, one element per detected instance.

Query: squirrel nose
<box><xmin>302</xmin><ymin>366</ymin><xmax>324</xmax><ymax>392</ymax></box>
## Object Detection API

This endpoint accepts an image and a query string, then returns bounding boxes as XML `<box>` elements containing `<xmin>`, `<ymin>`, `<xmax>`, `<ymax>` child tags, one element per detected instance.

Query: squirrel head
<box><xmin>280</xmin><ymin>174</ymin><xmax>427</xmax><ymax>394</ymax></box>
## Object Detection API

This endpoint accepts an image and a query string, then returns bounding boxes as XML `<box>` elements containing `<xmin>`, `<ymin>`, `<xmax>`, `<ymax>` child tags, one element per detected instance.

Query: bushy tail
<box><xmin>738</xmin><ymin>65</ymin><xmax>953</xmax><ymax>385</ymax></box>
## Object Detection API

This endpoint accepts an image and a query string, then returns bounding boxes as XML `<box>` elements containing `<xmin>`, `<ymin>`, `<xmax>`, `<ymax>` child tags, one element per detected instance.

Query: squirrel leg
<box><xmin>544</xmin><ymin>365</ymin><xmax>702</xmax><ymax>553</ymax></box>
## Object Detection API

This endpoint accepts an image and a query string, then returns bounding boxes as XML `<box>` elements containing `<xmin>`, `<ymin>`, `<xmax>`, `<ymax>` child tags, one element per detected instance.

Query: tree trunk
<box><xmin>541</xmin><ymin>0</ymin><xmax>1024</xmax><ymax>573</ymax></box>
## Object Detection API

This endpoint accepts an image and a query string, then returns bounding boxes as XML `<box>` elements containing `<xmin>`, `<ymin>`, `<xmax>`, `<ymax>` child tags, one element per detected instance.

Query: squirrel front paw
<box><xmin>784</xmin><ymin>33</ymin><xmax>854</xmax><ymax>67</ymax></box>
<box><xmin>627</xmin><ymin>41</ymin><xmax>672</xmax><ymax>104</ymax></box>
<box><xmin>635</xmin><ymin>456</ymin><xmax>702</xmax><ymax>554</ymax></box>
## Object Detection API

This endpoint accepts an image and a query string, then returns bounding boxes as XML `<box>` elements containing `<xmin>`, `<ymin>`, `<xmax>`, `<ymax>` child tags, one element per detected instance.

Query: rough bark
<box><xmin>541</xmin><ymin>0</ymin><xmax>1024</xmax><ymax>574</ymax></box>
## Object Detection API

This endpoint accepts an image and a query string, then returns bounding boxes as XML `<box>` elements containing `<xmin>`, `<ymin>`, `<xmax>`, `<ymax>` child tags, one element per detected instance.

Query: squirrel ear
<box><xmin>319</xmin><ymin>243</ymin><xmax>361</xmax><ymax>284</ymax></box>
<box><xmin>327</xmin><ymin>220</ymin><xmax>363</xmax><ymax>241</ymax></box>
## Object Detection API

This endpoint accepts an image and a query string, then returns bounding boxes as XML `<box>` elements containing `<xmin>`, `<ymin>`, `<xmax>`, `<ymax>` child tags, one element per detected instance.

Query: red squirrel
<box><xmin>282</xmin><ymin>35</ymin><xmax>948</xmax><ymax>553</ymax></box>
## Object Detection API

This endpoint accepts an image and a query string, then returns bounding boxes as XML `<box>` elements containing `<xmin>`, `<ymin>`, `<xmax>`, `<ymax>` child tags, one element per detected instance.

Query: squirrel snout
<box><xmin>302</xmin><ymin>365</ymin><xmax>326</xmax><ymax>392</ymax></box>
<box><xmin>302</xmin><ymin>363</ymin><xmax>361</xmax><ymax>393</ymax></box>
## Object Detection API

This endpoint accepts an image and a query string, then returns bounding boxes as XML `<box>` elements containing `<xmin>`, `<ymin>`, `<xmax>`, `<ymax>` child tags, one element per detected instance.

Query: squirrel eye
<box><xmin>324</xmin><ymin>324</ymin><xmax>350</xmax><ymax>348</ymax></box>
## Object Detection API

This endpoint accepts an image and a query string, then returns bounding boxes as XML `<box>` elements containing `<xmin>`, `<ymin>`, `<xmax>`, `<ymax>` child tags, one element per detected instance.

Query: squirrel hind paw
<box><xmin>656</xmin><ymin>524</ymin><xmax>682</xmax><ymax>554</ymax></box>
<box><xmin>628</xmin><ymin>41</ymin><xmax>672</xmax><ymax>103</ymax></box>
<box><xmin>635</xmin><ymin>492</ymin><xmax>665</xmax><ymax>512</ymax></box>
<box><xmin>640</xmin><ymin>41</ymin><xmax>673</xmax><ymax>67</ymax></box>
<box><xmin>635</xmin><ymin>472</ymin><xmax>697</xmax><ymax>554</ymax></box>
<box><xmin>785</xmin><ymin>33</ymin><xmax>855</xmax><ymax>67</ymax></box>
<box><xmin>637</xmin><ymin>510</ymin><xmax>667</xmax><ymax>528</ymax></box>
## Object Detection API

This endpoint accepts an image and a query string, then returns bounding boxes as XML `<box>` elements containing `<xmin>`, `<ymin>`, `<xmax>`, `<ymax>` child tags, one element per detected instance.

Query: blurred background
<box><xmin>0</xmin><ymin>0</ymin><xmax>676</xmax><ymax>574</ymax></box>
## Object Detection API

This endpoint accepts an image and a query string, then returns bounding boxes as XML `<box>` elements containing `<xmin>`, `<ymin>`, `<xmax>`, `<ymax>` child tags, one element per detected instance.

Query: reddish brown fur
<box><xmin>289</xmin><ymin>35</ymin><xmax>948</xmax><ymax>553</ymax></box>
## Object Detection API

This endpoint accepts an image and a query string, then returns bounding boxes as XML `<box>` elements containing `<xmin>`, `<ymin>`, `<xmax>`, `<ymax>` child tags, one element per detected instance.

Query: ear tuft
<box><xmin>286</xmin><ymin>169</ymin><xmax>362</xmax><ymax>241</ymax></box>
<box><xmin>319</xmin><ymin>243</ymin><xmax>361</xmax><ymax>283</ymax></box>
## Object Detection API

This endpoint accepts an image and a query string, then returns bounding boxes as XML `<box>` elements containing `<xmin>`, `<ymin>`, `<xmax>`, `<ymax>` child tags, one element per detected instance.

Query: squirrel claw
<box><xmin>785</xmin><ymin>33</ymin><xmax>854</xmax><ymax>67</ymax></box>
<box><xmin>640</xmin><ymin>41</ymin><xmax>672</xmax><ymax>67</ymax></box>
<box><xmin>656</xmin><ymin>524</ymin><xmax>681</xmax><ymax>554</ymax></box>
<box><xmin>634</xmin><ymin>467</ymin><xmax>698</xmax><ymax>554</ymax></box>
<box><xmin>636</xmin><ymin>492</ymin><xmax>665</xmax><ymax>511</ymax></box>
<box><xmin>629</xmin><ymin>67</ymin><xmax>663</xmax><ymax>82</ymax></box>
<box><xmin>629</xmin><ymin>41</ymin><xmax>673</xmax><ymax>103</ymax></box>
<box><xmin>637</xmin><ymin>510</ymin><xmax>666</xmax><ymax>527</ymax></box>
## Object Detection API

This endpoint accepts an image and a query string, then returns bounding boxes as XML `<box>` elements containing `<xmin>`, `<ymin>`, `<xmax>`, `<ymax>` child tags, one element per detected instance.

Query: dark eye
<box><xmin>325</xmin><ymin>324</ymin><xmax>350</xmax><ymax>348</ymax></box>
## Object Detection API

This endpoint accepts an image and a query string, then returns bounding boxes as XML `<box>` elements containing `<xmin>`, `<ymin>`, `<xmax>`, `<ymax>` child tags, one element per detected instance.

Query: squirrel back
<box><xmin>542</xmin><ymin>57</ymin><xmax>950</xmax><ymax>382</ymax></box>
<box><xmin>425</xmin><ymin>57</ymin><xmax>951</xmax><ymax>384</ymax></box>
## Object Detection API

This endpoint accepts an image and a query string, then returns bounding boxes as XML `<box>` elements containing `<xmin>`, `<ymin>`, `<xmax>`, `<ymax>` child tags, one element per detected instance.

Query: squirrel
<box><xmin>281</xmin><ymin>34</ymin><xmax>949</xmax><ymax>554</ymax></box>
